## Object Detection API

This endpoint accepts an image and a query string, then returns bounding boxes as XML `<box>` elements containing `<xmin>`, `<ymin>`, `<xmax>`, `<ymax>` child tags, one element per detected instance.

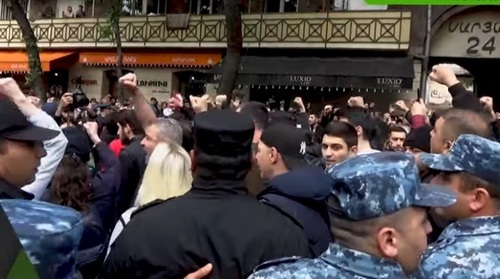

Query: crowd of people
<box><xmin>0</xmin><ymin>64</ymin><xmax>499</xmax><ymax>278</ymax></box>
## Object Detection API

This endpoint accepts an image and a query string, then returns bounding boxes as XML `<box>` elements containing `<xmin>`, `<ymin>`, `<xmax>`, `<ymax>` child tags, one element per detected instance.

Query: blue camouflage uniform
<box><xmin>416</xmin><ymin>134</ymin><xmax>500</xmax><ymax>279</ymax></box>
<box><xmin>249</xmin><ymin>152</ymin><xmax>456</xmax><ymax>279</ymax></box>
<box><xmin>1</xmin><ymin>199</ymin><xmax>84</xmax><ymax>279</ymax></box>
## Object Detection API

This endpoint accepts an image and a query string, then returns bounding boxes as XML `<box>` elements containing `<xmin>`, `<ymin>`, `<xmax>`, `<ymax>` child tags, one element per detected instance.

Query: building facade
<box><xmin>0</xmin><ymin>0</ymin><xmax>416</xmax><ymax>110</ymax></box>
<box><xmin>398</xmin><ymin>5</ymin><xmax>500</xmax><ymax>107</ymax></box>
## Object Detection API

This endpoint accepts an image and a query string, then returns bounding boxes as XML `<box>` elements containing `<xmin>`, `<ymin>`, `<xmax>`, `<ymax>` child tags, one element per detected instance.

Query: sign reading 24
<box><xmin>466</xmin><ymin>36</ymin><xmax>496</xmax><ymax>55</ymax></box>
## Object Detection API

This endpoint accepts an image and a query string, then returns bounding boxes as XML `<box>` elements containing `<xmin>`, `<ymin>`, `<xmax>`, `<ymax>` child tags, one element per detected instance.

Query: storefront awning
<box><xmin>207</xmin><ymin>56</ymin><xmax>415</xmax><ymax>89</ymax></box>
<box><xmin>0</xmin><ymin>51</ymin><xmax>76</xmax><ymax>73</ymax></box>
<box><xmin>79</xmin><ymin>52</ymin><xmax>222</xmax><ymax>68</ymax></box>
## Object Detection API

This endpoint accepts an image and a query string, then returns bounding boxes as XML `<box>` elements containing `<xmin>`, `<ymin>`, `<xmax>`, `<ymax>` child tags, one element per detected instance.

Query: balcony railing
<box><xmin>0</xmin><ymin>11</ymin><xmax>411</xmax><ymax>50</ymax></box>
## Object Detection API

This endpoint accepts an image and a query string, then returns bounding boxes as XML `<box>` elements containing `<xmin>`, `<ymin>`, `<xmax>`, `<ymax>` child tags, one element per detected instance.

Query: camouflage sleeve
<box><xmin>248</xmin><ymin>257</ymin><xmax>302</xmax><ymax>279</ymax></box>
<box><xmin>248</xmin><ymin>268</ymin><xmax>299</xmax><ymax>279</ymax></box>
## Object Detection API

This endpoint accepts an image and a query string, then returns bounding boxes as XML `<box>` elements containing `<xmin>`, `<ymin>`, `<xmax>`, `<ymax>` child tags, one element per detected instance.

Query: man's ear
<box><xmin>376</xmin><ymin>226</ymin><xmax>398</xmax><ymax>258</ymax></box>
<box><xmin>349</xmin><ymin>145</ymin><xmax>358</xmax><ymax>156</ymax></box>
<box><xmin>355</xmin><ymin>126</ymin><xmax>363</xmax><ymax>137</ymax></box>
<box><xmin>443</xmin><ymin>140</ymin><xmax>454</xmax><ymax>153</ymax></box>
<box><xmin>469</xmin><ymin>188</ymin><xmax>490</xmax><ymax>213</ymax></box>
<box><xmin>270</xmin><ymin>147</ymin><xmax>279</xmax><ymax>164</ymax></box>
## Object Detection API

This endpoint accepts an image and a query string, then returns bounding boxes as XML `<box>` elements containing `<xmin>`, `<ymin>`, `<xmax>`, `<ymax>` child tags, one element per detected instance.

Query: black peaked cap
<box><xmin>194</xmin><ymin>109</ymin><xmax>254</xmax><ymax>157</ymax></box>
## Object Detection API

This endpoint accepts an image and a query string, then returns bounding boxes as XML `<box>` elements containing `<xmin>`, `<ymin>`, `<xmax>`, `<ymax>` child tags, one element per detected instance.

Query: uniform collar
<box><xmin>320</xmin><ymin>243</ymin><xmax>407</xmax><ymax>278</ymax></box>
<box><xmin>0</xmin><ymin>178</ymin><xmax>34</xmax><ymax>200</ymax></box>
<box><xmin>439</xmin><ymin>216</ymin><xmax>500</xmax><ymax>239</ymax></box>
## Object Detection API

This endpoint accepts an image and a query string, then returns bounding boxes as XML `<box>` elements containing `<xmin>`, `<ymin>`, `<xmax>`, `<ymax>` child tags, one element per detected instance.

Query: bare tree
<box><xmin>8</xmin><ymin>0</ymin><xmax>45</xmax><ymax>99</ymax></box>
<box><xmin>216</xmin><ymin>0</ymin><xmax>243</xmax><ymax>101</ymax></box>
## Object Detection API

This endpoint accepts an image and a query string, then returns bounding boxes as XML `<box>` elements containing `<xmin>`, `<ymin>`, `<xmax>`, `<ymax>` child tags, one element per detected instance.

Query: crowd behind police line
<box><xmin>0</xmin><ymin>64</ymin><xmax>499</xmax><ymax>278</ymax></box>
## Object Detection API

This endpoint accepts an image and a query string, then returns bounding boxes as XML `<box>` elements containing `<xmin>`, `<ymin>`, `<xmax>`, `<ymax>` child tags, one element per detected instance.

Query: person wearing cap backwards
<box><xmin>414</xmin><ymin>134</ymin><xmax>500</xmax><ymax>278</ymax></box>
<box><xmin>249</xmin><ymin>152</ymin><xmax>457</xmax><ymax>278</ymax></box>
<box><xmin>255</xmin><ymin>124</ymin><xmax>332</xmax><ymax>257</ymax></box>
<box><xmin>0</xmin><ymin>78</ymin><xmax>65</xmax><ymax>199</ymax></box>
<box><xmin>102</xmin><ymin>109</ymin><xmax>311</xmax><ymax>278</ymax></box>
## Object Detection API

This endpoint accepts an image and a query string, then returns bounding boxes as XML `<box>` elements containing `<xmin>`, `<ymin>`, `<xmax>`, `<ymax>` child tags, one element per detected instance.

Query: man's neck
<box><xmin>357</xmin><ymin>139</ymin><xmax>374</xmax><ymax>153</ymax></box>
<box><xmin>127</xmin><ymin>133</ymin><xmax>136</xmax><ymax>141</ymax></box>
<box><xmin>253</xmin><ymin>129</ymin><xmax>262</xmax><ymax>143</ymax></box>
<box><xmin>471</xmin><ymin>206</ymin><xmax>500</xmax><ymax>218</ymax></box>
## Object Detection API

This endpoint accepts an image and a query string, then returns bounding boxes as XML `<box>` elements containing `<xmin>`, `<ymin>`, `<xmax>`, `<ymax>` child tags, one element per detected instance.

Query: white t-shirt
<box><xmin>357</xmin><ymin>149</ymin><xmax>381</xmax><ymax>156</ymax></box>
<box><xmin>106</xmin><ymin>206</ymin><xmax>138</xmax><ymax>258</ymax></box>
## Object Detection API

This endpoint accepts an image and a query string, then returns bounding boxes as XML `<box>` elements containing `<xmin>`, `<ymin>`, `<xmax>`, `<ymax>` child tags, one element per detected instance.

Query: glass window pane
<box><xmin>248</xmin><ymin>0</ymin><xmax>264</xmax><ymax>13</ymax></box>
<box><xmin>212</xmin><ymin>0</ymin><xmax>223</xmax><ymax>14</ymax></box>
<box><xmin>190</xmin><ymin>0</ymin><xmax>199</xmax><ymax>13</ymax></box>
<box><xmin>283</xmin><ymin>0</ymin><xmax>297</xmax><ymax>12</ymax></box>
<box><xmin>265</xmin><ymin>0</ymin><xmax>280</xmax><ymax>12</ymax></box>
<box><xmin>200</xmin><ymin>0</ymin><xmax>211</xmax><ymax>14</ymax></box>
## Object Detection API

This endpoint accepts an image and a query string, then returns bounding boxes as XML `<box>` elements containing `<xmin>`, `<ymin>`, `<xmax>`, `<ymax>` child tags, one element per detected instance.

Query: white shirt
<box><xmin>22</xmin><ymin>110</ymin><xmax>68</xmax><ymax>199</ymax></box>
<box><xmin>357</xmin><ymin>149</ymin><xmax>381</xmax><ymax>156</ymax></box>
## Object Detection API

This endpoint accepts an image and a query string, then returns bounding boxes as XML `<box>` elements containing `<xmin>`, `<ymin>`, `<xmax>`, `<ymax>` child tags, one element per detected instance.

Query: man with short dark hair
<box><xmin>102</xmin><ymin>109</ymin><xmax>311</xmax><ymax>278</ymax></box>
<box><xmin>255</xmin><ymin>124</ymin><xmax>332</xmax><ymax>256</ymax></box>
<box><xmin>321</xmin><ymin>122</ymin><xmax>358</xmax><ymax>168</ymax></box>
<box><xmin>388</xmin><ymin>126</ymin><xmax>407</xmax><ymax>152</ymax></box>
<box><xmin>343</xmin><ymin>109</ymin><xmax>380</xmax><ymax>155</ymax></box>
<box><xmin>116</xmin><ymin>109</ymin><xmax>146</xmax><ymax>215</ymax></box>
<box><xmin>431</xmin><ymin>108</ymin><xmax>491</xmax><ymax>154</ymax></box>
<box><xmin>238</xmin><ymin>101</ymin><xmax>270</xmax><ymax>196</ymax></box>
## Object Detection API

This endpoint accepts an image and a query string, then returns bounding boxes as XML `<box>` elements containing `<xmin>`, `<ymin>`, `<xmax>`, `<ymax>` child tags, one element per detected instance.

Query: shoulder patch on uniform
<box><xmin>421</xmin><ymin>237</ymin><xmax>457</xmax><ymax>261</ymax></box>
<box><xmin>130</xmin><ymin>197</ymin><xmax>177</xmax><ymax>218</ymax></box>
<box><xmin>253</xmin><ymin>256</ymin><xmax>302</xmax><ymax>273</ymax></box>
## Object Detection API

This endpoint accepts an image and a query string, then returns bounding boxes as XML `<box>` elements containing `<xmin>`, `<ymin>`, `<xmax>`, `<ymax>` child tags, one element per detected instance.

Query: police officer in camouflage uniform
<box><xmin>1</xmin><ymin>199</ymin><xmax>84</xmax><ymax>278</ymax></box>
<box><xmin>249</xmin><ymin>152</ymin><xmax>457</xmax><ymax>279</ymax></box>
<box><xmin>415</xmin><ymin>134</ymin><xmax>500</xmax><ymax>278</ymax></box>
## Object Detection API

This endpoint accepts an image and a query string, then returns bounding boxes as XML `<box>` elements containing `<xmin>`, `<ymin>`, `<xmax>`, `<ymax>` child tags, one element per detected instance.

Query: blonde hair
<box><xmin>134</xmin><ymin>142</ymin><xmax>192</xmax><ymax>206</ymax></box>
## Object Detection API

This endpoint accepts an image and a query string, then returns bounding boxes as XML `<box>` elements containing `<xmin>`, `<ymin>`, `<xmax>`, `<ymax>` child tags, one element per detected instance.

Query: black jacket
<box><xmin>101</xmin><ymin>179</ymin><xmax>312</xmax><ymax>279</ymax></box>
<box><xmin>91</xmin><ymin>141</ymin><xmax>121</xmax><ymax>232</ymax></box>
<box><xmin>258</xmin><ymin>167</ymin><xmax>332</xmax><ymax>257</ymax></box>
<box><xmin>116</xmin><ymin>136</ymin><xmax>146</xmax><ymax>215</ymax></box>
<box><xmin>0</xmin><ymin>178</ymin><xmax>34</xmax><ymax>200</ymax></box>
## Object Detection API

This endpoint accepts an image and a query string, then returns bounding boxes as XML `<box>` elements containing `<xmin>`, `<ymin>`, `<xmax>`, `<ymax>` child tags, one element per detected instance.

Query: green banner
<box><xmin>365</xmin><ymin>0</ymin><xmax>500</xmax><ymax>4</ymax></box>
<box><xmin>0</xmin><ymin>205</ymin><xmax>39</xmax><ymax>279</ymax></box>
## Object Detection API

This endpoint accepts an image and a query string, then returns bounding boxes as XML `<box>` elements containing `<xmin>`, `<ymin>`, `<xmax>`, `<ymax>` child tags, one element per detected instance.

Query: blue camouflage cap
<box><xmin>419</xmin><ymin>134</ymin><xmax>500</xmax><ymax>185</ymax></box>
<box><xmin>326</xmin><ymin>152</ymin><xmax>456</xmax><ymax>221</ymax></box>
<box><xmin>1</xmin><ymin>199</ymin><xmax>84</xmax><ymax>279</ymax></box>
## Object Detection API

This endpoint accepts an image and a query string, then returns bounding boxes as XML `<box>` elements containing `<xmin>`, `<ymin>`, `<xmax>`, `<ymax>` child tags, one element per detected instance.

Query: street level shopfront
<box><xmin>0</xmin><ymin>51</ymin><xmax>78</xmax><ymax>94</ymax></box>
<box><xmin>68</xmin><ymin>50</ymin><xmax>222</xmax><ymax>101</ymax></box>
<box><xmin>208</xmin><ymin>56</ymin><xmax>415</xmax><ymax>111</ymax></box>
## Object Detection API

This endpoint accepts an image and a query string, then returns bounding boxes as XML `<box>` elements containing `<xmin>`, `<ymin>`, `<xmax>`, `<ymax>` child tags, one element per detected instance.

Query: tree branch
<box><xmin>8</xmin><ymin>0</ymin><xmax>45</xmax><ymax>99</ymax></box>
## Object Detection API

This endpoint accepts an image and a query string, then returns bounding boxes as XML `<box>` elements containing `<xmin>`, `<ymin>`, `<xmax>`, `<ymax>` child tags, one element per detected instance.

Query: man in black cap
<box><xmin>0</xmin><ymin>97</ymin><xmax>60</xmax><ymax>199</ymax></box>
<box><xmin>255</xmin><ymin>124</ymin><xmax>332</xmax><ymax>256</ymax></box>
<box><xmin>102</xmin><ymin>109</ymin><xmax>311</xmax><ymax>278</ymax></box>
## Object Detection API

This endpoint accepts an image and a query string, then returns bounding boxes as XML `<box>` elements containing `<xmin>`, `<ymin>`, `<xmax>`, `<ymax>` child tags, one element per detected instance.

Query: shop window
<box><xmin>105</xmin><ymin>69</ymin><xmax>134</xmax><ymax>99</ymax></box>
<box><xmin>189</xmin><ymin>0</ymin><xmax>223</xmax><ymax>15</ymax></box>
<box><xmin>173</xmin><ymin>70</ymin><xmax>206</xmax><ymax>97</ymax></box>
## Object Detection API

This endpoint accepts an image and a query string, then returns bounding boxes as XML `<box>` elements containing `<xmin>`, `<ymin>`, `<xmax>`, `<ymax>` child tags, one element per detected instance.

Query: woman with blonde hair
<box><xmin>107</xmin><ymin>142</ymin><xmax>192</xmax><ymax>256</ymax></box>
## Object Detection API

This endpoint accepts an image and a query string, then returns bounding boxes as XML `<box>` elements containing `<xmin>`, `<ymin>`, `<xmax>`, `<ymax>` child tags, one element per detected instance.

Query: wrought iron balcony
<box><xmin>0</xmin><ymin>11</ymin><xmax>410</xmax><ymax>50</ymax></box>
